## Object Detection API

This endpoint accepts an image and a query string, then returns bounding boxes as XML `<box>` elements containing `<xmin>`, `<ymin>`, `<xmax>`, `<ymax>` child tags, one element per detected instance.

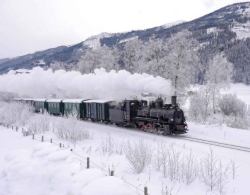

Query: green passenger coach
<box><xmin>34</xmin><ymin>99</ymin><xmax>48</xmax><ymax>113</ymax></box>
<box><xmin>63</xmin><ymin>99</ymin><xmax>89</xmax><ymax>118</ymax></box>
<box><xmin>47</xmin><ymin>99</ymin><xmax>64</xmax><ymax>115</ymax></box>
<box><xmin>85</xmin><ymin>100</ymin><xmax>114</xmax><ymax>122</ymax></box>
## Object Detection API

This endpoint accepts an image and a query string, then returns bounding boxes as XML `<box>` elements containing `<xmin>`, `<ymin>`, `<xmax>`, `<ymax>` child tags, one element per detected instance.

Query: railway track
<box><xmin>177</xmin><ymin>136</ymin><xmax>250</xmax><ymax>153</ymax></box>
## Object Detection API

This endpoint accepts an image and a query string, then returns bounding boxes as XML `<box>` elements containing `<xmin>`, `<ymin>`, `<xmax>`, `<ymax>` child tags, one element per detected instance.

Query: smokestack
<box><xmin>171</xmin><ymin>96</ymin><xmax>177</xmax><ymax>106</ymax></box>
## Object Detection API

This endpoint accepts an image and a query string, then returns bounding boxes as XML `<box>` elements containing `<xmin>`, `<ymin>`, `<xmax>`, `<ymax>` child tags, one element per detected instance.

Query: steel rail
<box><xmin>176</xmin><ymin>136</ymin><xmax>250</xmax><ymax>153</ymax></box>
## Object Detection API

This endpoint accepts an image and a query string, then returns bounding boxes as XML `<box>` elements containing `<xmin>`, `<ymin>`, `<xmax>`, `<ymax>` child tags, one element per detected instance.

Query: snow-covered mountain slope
<box><xmin>83</xmin><ymin>32</ymin><xmax>112</xmax><ymax>49</ymax></box>
<box><xmin>162</xmin><ymin>20</ymin><xmax>186</xmax><ymax>29</ymax></box>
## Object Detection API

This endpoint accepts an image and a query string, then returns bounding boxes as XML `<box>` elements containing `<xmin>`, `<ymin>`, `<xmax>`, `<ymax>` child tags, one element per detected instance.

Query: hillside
<box><xmin>1</xmin><ymin>2</ymin><xmax>250</xmax><ymax>83</ymax></box>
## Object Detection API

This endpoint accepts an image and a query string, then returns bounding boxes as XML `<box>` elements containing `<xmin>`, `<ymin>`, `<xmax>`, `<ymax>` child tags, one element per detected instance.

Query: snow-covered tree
<box><xmin>77</xmin><ymin>46</ymin><xmax>119</xmax><ymax>74</ymax></box>
<box><xmin>123</xmin><ymin>39</ymin><xmax>144</xmax><ymax>73</ymax></box>
<box><xmin>218</xmin><ymin>93</ymin><xmax>248</xmax><ymax>129</ymax></box>
<box><xmin>140</xmin><ymin>37</ymin><xmax>166</xmax><ymax>76</ymax></box>
<box><xmin>77</xmin><ymin>49</ymin><xmax>101</xmax><ymax>74</ymax></box>
<box><xmin>163</xmin><ymin>30</ymin><xmax>200</xmax><ymax>95</ymax></box>
<box><xmin>98</xmin><ymin>46</ymin><xmax>120</xmax><ymax>72</ymax></box>
<box><xmin>50</xmin><ymin>61</ymin><xmax>66</xmax><ymax>71</ymax></box>
<box><xmin>205</xmin><ymin>53</ymin><xmax>233</xmax><ymax>113</ymax></box>
<box><xmin>189</xmin><ymin>86</ymin><xmax>212</xmax><ymax>123</ymax></box>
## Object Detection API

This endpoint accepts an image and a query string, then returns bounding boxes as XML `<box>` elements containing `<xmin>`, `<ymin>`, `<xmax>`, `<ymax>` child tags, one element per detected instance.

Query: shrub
<box><xmin>124</xmin><ymin>139</ymin><xmax>153</xmax><ymax>174</ymax></box>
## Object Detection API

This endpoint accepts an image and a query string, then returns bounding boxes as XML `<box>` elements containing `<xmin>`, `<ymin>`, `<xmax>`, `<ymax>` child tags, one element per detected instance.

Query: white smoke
<box><xmin>0</xmin><ymin>67</ymin><xmax>172</xmax><ymax>101</ymax></box>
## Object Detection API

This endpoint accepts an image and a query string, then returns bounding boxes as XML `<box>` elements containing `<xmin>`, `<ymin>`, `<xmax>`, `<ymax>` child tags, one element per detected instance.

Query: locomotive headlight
<box><xmin>171</xmin><ymin>118</ymin><xmax>174</xmax><ymax>121</ymax></box>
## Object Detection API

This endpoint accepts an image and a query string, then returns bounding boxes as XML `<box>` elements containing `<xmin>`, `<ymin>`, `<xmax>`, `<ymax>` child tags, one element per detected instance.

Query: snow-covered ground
<box><xmin>1</xmin><ymin>117</ymin><xmax>250</xmax><ymax>195</ymax></box>
<box><xmin>0</xmin><ymin>126</ymin><xmax>136</xmax><ymax>195</ymax></box>
<box><xmin>225</xmin><ymin>83</ymin><xmax>250</xmax><ymax>106</ymax></box>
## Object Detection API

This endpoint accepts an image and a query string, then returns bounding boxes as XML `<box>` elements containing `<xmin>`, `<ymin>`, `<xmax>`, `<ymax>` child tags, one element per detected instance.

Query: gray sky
<box><xmin>0</xmin><ymin>0</ymin><xmax>248</xmax><ymax>59</ymax></box>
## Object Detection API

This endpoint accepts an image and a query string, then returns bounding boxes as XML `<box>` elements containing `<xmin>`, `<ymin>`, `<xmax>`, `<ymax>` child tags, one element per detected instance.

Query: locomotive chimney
<box><xmin>171</xmin><ymin>96</ymin><xmax>177</xmax><ymax>106</ymax></box>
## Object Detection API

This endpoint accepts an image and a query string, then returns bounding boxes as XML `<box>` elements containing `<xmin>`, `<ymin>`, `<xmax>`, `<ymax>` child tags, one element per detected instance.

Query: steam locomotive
<box><xmin>109</xmin><ymin>96</ymin><xmax>188</xmax><ymax>135</ymax></box>
<box><xmin>14</xmin><ymin>96</ymin><xmax>188</xmax><ymax>135</ymax></box>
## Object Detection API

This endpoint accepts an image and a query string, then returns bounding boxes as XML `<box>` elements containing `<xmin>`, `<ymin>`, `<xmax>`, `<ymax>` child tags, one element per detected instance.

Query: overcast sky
<box><xmin>0</xmin><ymin>0</ymin><xmax>248</xmax><ymax>59</ymax></box>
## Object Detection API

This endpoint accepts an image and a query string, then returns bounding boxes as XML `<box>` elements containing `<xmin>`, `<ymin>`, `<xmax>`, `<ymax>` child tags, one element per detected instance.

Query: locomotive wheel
<box><xmin>147</xmin><ymin>124</ymin><xmax>153</xmax><ymax>129</ymax></box>
<box><xmin>141</xmin><ymin>125</ymin><xmax>147</xmax><ymax>132</ymax></box>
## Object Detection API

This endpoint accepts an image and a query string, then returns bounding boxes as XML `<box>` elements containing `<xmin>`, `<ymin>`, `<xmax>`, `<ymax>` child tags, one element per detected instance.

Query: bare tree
<box><xmin>199</xmin><ymin>148</ymin><xmax>229</xmax><ymax>193</ymax></box>
<box><xmin>124</xmin><ymin>139</ymin><xmax>153</xmax><ymax>174</ymax></box>
<box><xmin>0</xmin><ymin>102</ymin><xmax>33</xmax><ymax>127</ymax></box>
<box><xmin>199</xmin><ymin>148</ymin><xmax>219</xmax><ymax>191</ymax></box>
<box><xmin>205</xmin><ymin>53</ymin><xmax>233</xmax><ymax>113</ymax></box>
<box><xmin>167</xmin><ymin>146</ymin><xmax>182</xmax><ymax>181</ymax></box>
<box><xmin>139</xmin><ymin>37</ymin><xmax>166</xmax><ymax>76</ymax></box>
<box><xmin>100</xmin><ymin>132</ymin><xmax>114</xmax><ymax>155</ymax></box>
<box><xmin>77</xmin><ymin>46</ymin><xmax>120</xmax><ymax>74</ymax></box>
<box><xmin>189</xmin><ymin>86</ymin><xmax>211</xmax><ymax>123</ymax></box>
<box><xmin>50</xmin><ymin>61</ymin><xmax>66</xmax><ymax>71</ymax></box>
<box><xmin>180</xmin><ymin>151</ymin><xmax>197</xmax><ymax>185</ymax></box>
<box><xmin>229</xmin><ymin>159</ymin><xmax>239</xmax><ymax>180</ymax></box>
<box><xmin>163</xmin><ymin>30</ymin><xmax>200</xmax><ymax>95</ymax></box>
<box><xmin>216</xmin><ymin>160</ymin><xmax>229</xmax><ymax>195</ymax></box>
<box><xmin>123</xmin><ymin>39</ymin><xmax>144</xmax><ymax>73</ymax></box>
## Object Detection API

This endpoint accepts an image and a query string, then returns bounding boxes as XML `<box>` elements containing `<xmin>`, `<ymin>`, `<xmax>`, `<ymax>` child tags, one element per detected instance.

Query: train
<box><xmin>13</xmin><ymin>96</ymin><xmax>188</xmax><ymax>135</ymax></box>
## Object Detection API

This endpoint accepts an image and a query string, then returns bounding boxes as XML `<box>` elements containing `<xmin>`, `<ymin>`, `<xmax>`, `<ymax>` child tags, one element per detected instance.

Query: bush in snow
<box><xmin>199</xmin><ymin>148</ymin><xmax>229</xmax><ymax>193</ymax></box>
<box><xmin>100</xmin><ymin>132</ymin><xmax>114</xmax><ymax>155</ymax></box>
<box><xmin>180</xmin><ymin>151</ymin><xmax>197</xmax><ymax>185</ymax></box>
<box><xmin>165</xmin><ymin>145</ymin><xmax>182</xmax><ymax>181</ymax></box>
<box><xmin>27</xmin><ymin>111</ymin><xmax>50</xmax><ymax>134</ymax></box>
<box><xmin>218</xmin><ymin>94</ymin><xmax>248</xmax><ymax>129</ymax></box>
<box><xmin>53</xmin><ymin>111</ymin><xmax>91</xmax><ymax>147</ymax></box>
<box><xmin>153</xmin><ymin>142</ymin><xmax>197</xmax><ymax>184</ymax></box>
<box><xmin>205</xmin><ymin>53</ymin><xmax>233</xmax><ymax>114</ymax></box>
<box><xmin>188</xmin><ymin>86</ymin><xmax>212</xmax><ymax>123</ymax></box>
<box><xmin>0</xmin><ymin>101</ymin><xmax>33</xmax><ymax>126</ymax></box>
<box><xmin>124</xmin><ymin>139</ymin><xmax>153</xmax><ymax>174</ymax></box>
<box><xmin>0</xmin><ymin>92</ymin><xmax>15</xmax><ymax>102</ymax></box>
<box><xmin>218</xmin><ymin>94</ymin><xmax>247</xmax><ymax>118</ymax></box>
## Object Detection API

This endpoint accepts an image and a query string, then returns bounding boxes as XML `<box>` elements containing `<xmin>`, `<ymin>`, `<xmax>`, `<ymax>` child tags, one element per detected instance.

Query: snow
<box><xmin>0</xmin><ymin>126</ymin><xmax>138</xmax><ymax>195</ymax></box>
<box><xmin>20</xmin><ymin>98</ymin><xmax>34</xmax><ymax>101</ymax></box>
<box><xmin>223</xmin><ymin>83</ymin><xmax>250</xmax><ymax>106</ymax></box>
<box><xmin>119</xmin><ymin>36</ymin><xmax>138</xmax><ymax>44</ymax></box>
<box><xmin>34</xmin><ymin>98</ymin><xmax>47</xmax><ymax>102</ymax></box>
<box><xmin>206</xmin><ymin>27</ymin><xmax>218</xmax><ymax>34</ymax></box>
<box><xmin>81</xmin><ymin>177</ymin><xmax>134</xmax><ymax>195</ymax></box>
<box><xmin>63</xmin><ymin>99</ymin><xmax>89</xmax><ymax>103</ymax></box>
<box><xmin>84</xmin><ymin>99</ymin><xmax>113</xmax><ymax>103</ymax></box>
<box><xmin>47</xmin><ymin>150</ymin><xmax>72</xmax><ymax>161</ymax></box>
<box><xmin>162</xmin><ymin>20</ymin><xmax>186</xmax><ymax>29</ymax></box>
<box><xmin>12</xmin><ymin>98</ymin><xmax>22</xmax><ymax>101</ymax></box>
<box><xmin>46</xmin><ymin>99</ymin><xmax>63</xmax><ymax>102</ymax></box>
<box><xmin>232</xmin><ymin>21</ymin><xmax>250</xmax><ymax>40</ymax></box>
<box><xmin>83</xmin><ymin>32</ymin><xmax>111</xmax><ymax>49</ymax></box>
<box><xmin>1</xmin><ymin>111</ymin><xmax>250</xmax><ymax>195</ymax></box>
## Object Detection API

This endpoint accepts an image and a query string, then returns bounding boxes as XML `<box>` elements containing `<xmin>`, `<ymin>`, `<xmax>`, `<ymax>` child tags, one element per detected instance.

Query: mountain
<box><xmin>0</xmin><ymin>58</ymin><xmax>11</xmax><ymax>65</ymax></box>
<box><xmin>1</xmin><ymin>2</ymin><xmax>250</xmax><ymax>83</ymax></box>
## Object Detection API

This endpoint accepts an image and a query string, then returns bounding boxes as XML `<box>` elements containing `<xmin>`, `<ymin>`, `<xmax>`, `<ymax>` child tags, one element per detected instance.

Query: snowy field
<box><xmin>1</xmin><ymin>118</ymin><xmax>250</xmax><ymax>195</ymax></box>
